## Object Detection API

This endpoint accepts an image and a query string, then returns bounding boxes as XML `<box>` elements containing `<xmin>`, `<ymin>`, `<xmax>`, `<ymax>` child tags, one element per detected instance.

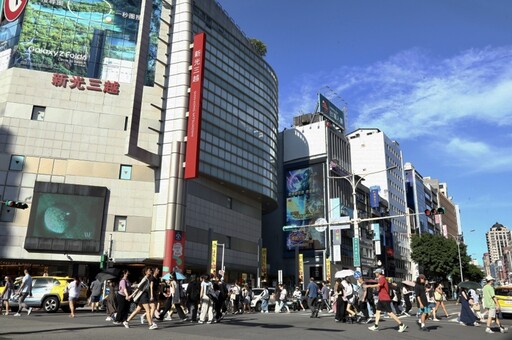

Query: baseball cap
<box><xmin>373</xmin><ymin>268</ymin><xmax>383</xmax><ymax>274</ymax></box>
<box><xmin>485</xmin><ymin>275</ymin><xmax>495</xmax><ymax>282</ymax></box>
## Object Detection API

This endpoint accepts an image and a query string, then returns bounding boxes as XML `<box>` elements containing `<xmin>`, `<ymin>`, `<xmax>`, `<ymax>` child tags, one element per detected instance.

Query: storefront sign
<box><xmin>51</xmin><ymin>73</ymin><xmax>120</xmax><ymax>95</ymax></box>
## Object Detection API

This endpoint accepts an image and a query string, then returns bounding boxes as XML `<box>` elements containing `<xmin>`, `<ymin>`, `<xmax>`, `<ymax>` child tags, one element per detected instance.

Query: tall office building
<box><xmin>0</xmin><ymin>0</ymin><xmax>278</xmax><ymax>281</ymax></box>
<box><xmin>486</xmin><ymin>223</ymin><xmax>512</xmax><ymax>263</ymax></box>
<box><xmin>347</xmin><ymin>128</ymin><xmax>410</xmax><ymax>279</ymax></box>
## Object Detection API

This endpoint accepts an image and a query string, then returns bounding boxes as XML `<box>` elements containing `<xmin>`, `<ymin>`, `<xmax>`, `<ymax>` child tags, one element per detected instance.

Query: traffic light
<box><xmin>100</xmin><ymin>254</ymin><xmax>107</xmax><ymax>270</ymax></box>
<box><xmin>424</xmin><ymin>207</ymin><xmax>445</xmax><ymax>216</ymax></box>
<box><xmin>4</xmin><ymin>200</ymin><xmax>28</xmax><ymax>209</ymax></box>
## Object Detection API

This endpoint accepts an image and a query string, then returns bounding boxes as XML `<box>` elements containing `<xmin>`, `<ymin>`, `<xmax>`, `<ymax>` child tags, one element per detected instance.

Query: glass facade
<box><xmin>192</xmin><ymin>4</ymin><xmax>279</xmax><ymax>202</ymax></box>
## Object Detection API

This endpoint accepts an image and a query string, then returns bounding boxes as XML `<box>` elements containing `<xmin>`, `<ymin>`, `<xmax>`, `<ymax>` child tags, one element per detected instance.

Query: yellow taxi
<box><xmin>495</xmin><ymin>285</ymin><xmax>512</xmax><ymax>315</ymax></box>
<box><xmin>7</xmin><ymin>276</ymin><xmax>88</xmax><ymax>313</ymax></box>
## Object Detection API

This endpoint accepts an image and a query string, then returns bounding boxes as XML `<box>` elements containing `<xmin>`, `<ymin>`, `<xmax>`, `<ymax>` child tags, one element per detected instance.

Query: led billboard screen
<box><xmin>24</xmin><ymin>182</ymin><xmax>108</xmax><ymax>254</ymax></box>
<box><xmin>284</xmin><ymin>163</ymin><xmax>326</xmax><ymax>251</ymax></box>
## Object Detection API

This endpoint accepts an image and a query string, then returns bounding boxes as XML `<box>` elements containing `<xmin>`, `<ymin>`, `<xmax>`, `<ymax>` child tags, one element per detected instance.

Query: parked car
<box><xmin>495</xmin><ymin>285</ymin><xmax>512</xmax><ymax>315</ymax></box>
<box><xmin>8</xmin><ymin>276</ymin><xmax>88</xmax><ymax>313</ymax></box>
<box><xmin>250</xmin><ymin>287</ymin><xmax>276</xmax><ymax>311</ymax></box>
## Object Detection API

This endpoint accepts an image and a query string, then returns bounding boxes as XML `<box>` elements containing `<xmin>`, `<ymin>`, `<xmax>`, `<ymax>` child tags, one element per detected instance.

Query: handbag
<box><xmin>472</xmin><ymin>303</ymin><xmax>481</xmax><ymax>311</ymax></box>
<box><xmin>206</xmin><ymin>285</ymin><xmax>218</xmax><ymax>301</ymax></box>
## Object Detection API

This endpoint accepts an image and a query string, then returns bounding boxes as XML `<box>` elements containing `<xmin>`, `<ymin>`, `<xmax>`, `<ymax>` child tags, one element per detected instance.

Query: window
<box><xmin>119</xmin><ymin>165</ymin><xmax>132</xmax><ymax>180</ymax></box>
<box><xmin>9</xmin><ymin>155</ymin><xmax>25</xmax><ymax>171</ymax></box>
<box><xmin>31</xmin><ymin>106</ymin><xmax>46</xmax><ymax>121</ymax></box>
<box><xmin>114</xmin><ymin>216</ymin><xmax>127</xmax><ymax>232</ymax></box>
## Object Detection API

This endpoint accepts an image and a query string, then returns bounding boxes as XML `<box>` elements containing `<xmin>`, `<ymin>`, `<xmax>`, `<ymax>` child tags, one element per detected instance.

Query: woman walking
<box><xmin>433</xmin><ymin>283</ymin><xmax>450</xmax><ymax>319</ymax></box>
<box><xmin>458</xmin><ymin>287</ymin><xmax>479</xmax><ymax>326</ymax></box>
<box><xmin>198</xmin><ymin>274</ymin><xmax>214</xmax><ymax>324</ymax></box>
<box><xmin>333</xmin><ymin>278</ymin><xmax>345</xmax><ymax>322</ymax></box>
<box><xmin>126</xmin><ymin>267</ymin><xmax>158</xmax><ymax>330</ymax></box>
<box><xmin>113</xmin><ymin>270</ymin><xmax>132</xmax><ymax>326</ymax></box>
<box><xmin>2</xmin><ymin>276</ymin><xmax>14</xmax><ymax>315</ymax></box>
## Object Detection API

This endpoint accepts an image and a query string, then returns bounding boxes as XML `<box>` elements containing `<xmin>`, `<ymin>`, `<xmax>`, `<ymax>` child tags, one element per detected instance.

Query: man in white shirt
<box><xmin>14</xmin><ymin>269</ymin><xmax>32</xmax><ymax>317</ymax></box>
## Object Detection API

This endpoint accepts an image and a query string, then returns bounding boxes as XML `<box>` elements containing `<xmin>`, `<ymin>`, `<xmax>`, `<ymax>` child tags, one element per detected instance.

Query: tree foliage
<box><xmin>410</xmin><ymin>233</ymin><xmax>472</xmax><ymax>284</ymax></box>
<box><xmin>249</xmin><ymin>38</ymin><xmax>267</xmax><ymax>57</ymax></box>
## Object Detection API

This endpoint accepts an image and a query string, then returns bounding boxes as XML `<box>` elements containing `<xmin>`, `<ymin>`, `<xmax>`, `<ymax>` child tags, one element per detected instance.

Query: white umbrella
<box><xmin>335</xmin><ymin>269</ymin><xmax>355</xmax><ymax>278</ymax></box>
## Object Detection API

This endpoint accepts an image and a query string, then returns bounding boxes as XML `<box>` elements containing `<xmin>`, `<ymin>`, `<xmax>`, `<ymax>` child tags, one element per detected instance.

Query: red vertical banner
<box><xmin>184</xmin><ymin>32</ymin><xmax>206</xmax><ymax>179</ymax></box>
<box><xmin>162</xmin><ymin>229</ymin><xmax>186</xmax><ymax>275</ymax></box>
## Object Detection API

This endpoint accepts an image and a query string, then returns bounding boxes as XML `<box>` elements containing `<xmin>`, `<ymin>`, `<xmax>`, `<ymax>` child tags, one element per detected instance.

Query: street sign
<box><xmin>3</xmin><ymin>0</ymin><xmax>28</xmax><ymax>22</ymax></box>
<box><xmin>329</xmin><ymin>216</ymin><xmax>351</xmax><ymax>230</ymax></box>
<box><xmin>352</xmin><ymin>237</ymin><xmax>360</xmax><ymax>267</ymax></box>
<box><xmin>314</xmin><ymin>218</ymin><xmax>328</xmax><ymax>232</ymax></box>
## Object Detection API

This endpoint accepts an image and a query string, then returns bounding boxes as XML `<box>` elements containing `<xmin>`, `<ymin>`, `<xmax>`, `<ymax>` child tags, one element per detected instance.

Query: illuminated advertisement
<box><xmin>285</xmin><ymin>163</ymin><xmax>325</xmax><ymax>251</ymax></box>
<box><xmin>25</xmin><ymin>182</ymin><xmax>108</xmax><ymax>254</ymax></box>
<box><xmin>0</xmin><ymin>0</ymin><xmax>148</xmax><ymax>83</ymax></box>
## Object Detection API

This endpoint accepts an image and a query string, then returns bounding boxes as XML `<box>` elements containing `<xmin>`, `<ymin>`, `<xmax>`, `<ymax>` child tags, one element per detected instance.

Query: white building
<box><xmin>347</xmin><ymin>128</ymin><xmax>411</xmax><ymax>279</ymax></box>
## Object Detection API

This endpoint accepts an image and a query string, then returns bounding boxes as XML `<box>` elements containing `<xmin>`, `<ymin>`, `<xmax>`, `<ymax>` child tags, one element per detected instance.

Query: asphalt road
<box><xmin>0</xmin><ymin>302</ymin><xmax>510</xmax><ymax>340</ymax></box>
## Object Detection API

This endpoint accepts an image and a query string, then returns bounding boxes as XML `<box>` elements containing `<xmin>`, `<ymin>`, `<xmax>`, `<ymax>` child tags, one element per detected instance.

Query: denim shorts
<box><xmin>418</xmin><ymin>306</ymin><xmax>432</xmax><ymax>314</ymax></box>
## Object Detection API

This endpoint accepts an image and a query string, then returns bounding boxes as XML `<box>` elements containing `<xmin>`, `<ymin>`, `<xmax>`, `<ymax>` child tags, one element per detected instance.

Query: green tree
<box><xmin>410</xmin><ymin>233</ymin><xmax>471</xmax><ymax>284</ymax></box>
<box><xmin>249</xmin><ymin>38</ymin><xmax>267</xmax><ymax>57</ymax></box>
<box><xmin>465</xmin><ymin>263</ymin><xmax>485</xmax><ymax>283</ymax></box>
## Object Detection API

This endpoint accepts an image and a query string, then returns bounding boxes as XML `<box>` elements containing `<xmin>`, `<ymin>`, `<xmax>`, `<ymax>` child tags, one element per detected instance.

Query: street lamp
<box><xmin>447</xmin><ymin>233</ymin><xmax>464</xmax><ymax>282</ymax></box>
<box><xmin>329</xmin><ymin>165</ymin><xmax>397</xmax><ymax>270</ymax></box>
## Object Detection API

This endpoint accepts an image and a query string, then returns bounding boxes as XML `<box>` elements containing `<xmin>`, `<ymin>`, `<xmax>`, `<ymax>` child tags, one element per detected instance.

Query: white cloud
<box><xmin>279</xmin><ymin>46</ymin><xmax>512</xmax><ymax>173</ymax></box>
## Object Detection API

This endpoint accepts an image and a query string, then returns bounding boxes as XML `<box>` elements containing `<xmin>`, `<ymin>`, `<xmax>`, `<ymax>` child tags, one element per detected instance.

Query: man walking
<box><xmin>482</xmin><ymin>275</ymin><xmax>508</xmax><ymax>334</ymax></box>
<box><xmin>89</xmin><ymin>278</ymin><xmax>102</xmax><ymax>312</ymax></box>
<box><xmin>14</xmin><ymin>269</ymin><xmax>32</xmax><ymax>317</ymax></box>
<box><xmin>366</xmin><ymin>269</ymin><xmax>407</xmax><ymax>333</ymax></box>
<box><xmin>414</xmin><ymin>274</ymin><xmax>430</xmax><ymax>332</ymax></box>
<box><xmin>306</xmin><ymin>277</ymin><xmax>320</xmax><ymax>318</ymax></box>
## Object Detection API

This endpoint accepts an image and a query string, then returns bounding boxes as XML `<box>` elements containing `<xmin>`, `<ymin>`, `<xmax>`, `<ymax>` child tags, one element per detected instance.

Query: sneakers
<box><xmin>27</xmin><ymin>308</ymin><xmax>32</xmax><ymax>316</ymax></box>
<box><xmin>433</xmin><ymin>318</ymin><xmax>440</xmax><ymax>321</ymax></box>
<box><xmin>368</xmin><ymin>325</ymin><xmax>379</xmax><ymax>331</ymax></box>
<box><xmin>14</xmin><ymin>313</ymin><xmax>21</xmax><ymax>317</ymax></box>
<box><xmin>149</xmin><ymin>323</ymin><xmax>158</xmax><ymax>330</ymax></box>
<box><xmin>140</xmin><ymin>314</ymin><xmax>145</xmax><ymax>324</ymax></box>
<box><xmin>500</xmin><ymin>327</ymin><xmax>508</xmax><ymax>333</ymax></box>
<box><xmin>123</xmin><ymin>321</ymin><xmax>130</xmax><ymax>328</ymax></box>
<box><xmin>198</xmin><ymin>320</ymin><xmax>204</xmax><ymax>324</ymax></box>
<box><xmin>485</xmin><ymin>328</ymin><xmax>494</xmax><ymax>334</ymax></box>
<box><xmin>112</xmin><ymin>321</ymin><xmax>121</xmax><ymax>325</ymax></box>
<box><xmin>398</xmin><ymin>323</ymin><xmax>407</xmax><ymax>333</ymax></box>
<box><xmin>164</xmin><ymin>316</ymin><xmax>172</xmax><ymax>321</ymax></box>
<box><xmin>105</xmin><ymin>316</ymin><xmax>112</xmax><ymax>321</ymax></box>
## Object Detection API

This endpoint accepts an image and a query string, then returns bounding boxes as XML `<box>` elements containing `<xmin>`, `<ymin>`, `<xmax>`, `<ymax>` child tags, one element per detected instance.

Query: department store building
<box><xmin>0</xmin><ymin>0</ymin><xmax>278</xmax><ymax>283</ymax></box>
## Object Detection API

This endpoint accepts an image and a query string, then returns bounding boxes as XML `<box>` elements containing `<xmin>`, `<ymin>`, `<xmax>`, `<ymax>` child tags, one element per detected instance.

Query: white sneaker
<box><xmin>14</xmin><ymin>313</ymin><xmax>21</xmax><ymax>317</ymax></box>
<box><xmin>27</xmin><ymin>308</ymin><xmax>32</xmax><ymax>316</ymax></box>
<box><xmin>164</xmin><ymin>316</ymin><xmax>172</xmax><ymax>321</ymax></box>
<box><xmin>123</xmin><ymin>321</ymin><xmax>130</xmax><ymax>328</ymax></box>
<box><xmin>149</xmin><ymin>323</ymin><xmax>158</xmax><ymax>330</ymax></box>
<box><xmin>500</xmin><ymin>327</ymin><xmax>508</xmax><ymax>333</ymax></box>
<box><xmin>398</xmin><ymin>323</ymin><xmax>407</xmax><ymax>333</ymax></box>
<box><xmin>485</xmin><ymin>328</ymin><xmax>494</xmax><ymax>334</ymax></box>
<box><xmin>140</xmin><ymin>314</ymin><xmax>145</xmax><ymax>324</ymax></box>
<box><xmin>105</xmin><ymin>316</ymin><xmax>112</xmax><ymax>321</ymax></box>
<box><xmin>368</xmin><ymin>325</ymin><xmax>379</xmax><ymax>331</ymax></box>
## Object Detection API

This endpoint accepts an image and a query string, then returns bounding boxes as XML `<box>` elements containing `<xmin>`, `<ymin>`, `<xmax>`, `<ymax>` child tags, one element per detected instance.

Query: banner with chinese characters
<box><xmin>210</xmin><ymin>240</ymin><xmax>217</xmax><ymax>276</ymax></box>
<box><xmin>325</xmin><ymin>256</ymin><xmax>331</xmax><ymax>282</ymax></box>
<box><xmin>261</xmin><ymin>247</ymin><xmax>267</xmax><ymax>279</ymax></box>
<box><xmin>162</xmin><ymin>229</ymin><xmax>185</xmax><ymax>276</ymax></box>
<box><xmin>184</xmin><ymin>32</ymin><xmax>206</xmax><ymax>179</ymax></box>
<box><xmin>298</xmin><ymin>253</ymin><xmax>304</xmax><ymax>285</ymax></box>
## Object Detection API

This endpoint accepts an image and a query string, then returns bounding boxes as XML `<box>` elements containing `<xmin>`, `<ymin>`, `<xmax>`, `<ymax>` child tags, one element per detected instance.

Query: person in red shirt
<box><xmin>366</xmin><ymin>268</ymin><xmax>407</xmax><ymax>333</ymax></box>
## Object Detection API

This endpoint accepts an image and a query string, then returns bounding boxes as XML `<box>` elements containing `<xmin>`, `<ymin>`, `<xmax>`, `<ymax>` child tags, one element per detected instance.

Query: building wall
<box><xmin>0</xmin><ymin>0</ymin><xmax>279</xmax><ymax>280</ymax></box>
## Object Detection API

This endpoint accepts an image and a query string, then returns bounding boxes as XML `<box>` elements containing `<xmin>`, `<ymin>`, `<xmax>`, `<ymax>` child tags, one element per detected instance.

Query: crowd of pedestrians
<box><xmin>1</xmin><ymin>267</ymin><xmax>509</xmax><ymax>336</ymax></box>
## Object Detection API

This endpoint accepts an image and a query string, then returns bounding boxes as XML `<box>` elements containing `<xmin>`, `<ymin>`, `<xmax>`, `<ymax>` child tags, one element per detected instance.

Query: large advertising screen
<box><xmin>284</xmin><ymin>163</ymin><xmax>326</xmax><ymax>251</ymax></box>
<box><xmin>24</xmin><ymin>182</ymin><xmax>108</xmax><ymax>254</ymax></box>
<box><xmin>0</xmin><ymin>0</ymin><xmax>163</xmax><ymax>85</ymax></box>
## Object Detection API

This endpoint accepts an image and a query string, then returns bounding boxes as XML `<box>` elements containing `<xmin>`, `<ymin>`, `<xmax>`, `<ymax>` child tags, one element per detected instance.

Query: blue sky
<box><xmin>217</xmin><ymin>0</ymin><xmax>512</xmax><ymax>264</ymax></box>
